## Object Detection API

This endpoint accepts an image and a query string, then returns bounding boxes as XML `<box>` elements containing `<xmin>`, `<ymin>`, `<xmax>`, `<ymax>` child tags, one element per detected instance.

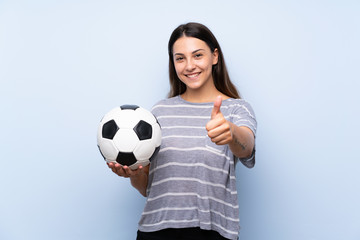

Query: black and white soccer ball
<box><xmin>97</xmin><ymin>105</ymin><xmax>161</xmax><ymax>170</ymax></box>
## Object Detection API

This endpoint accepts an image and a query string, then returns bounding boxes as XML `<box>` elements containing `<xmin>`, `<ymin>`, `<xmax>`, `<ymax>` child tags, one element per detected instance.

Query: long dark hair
<box><xmin>167</xmin><ymin>22</ymin><xmax>240</xmax><ymax>99</ymax></box>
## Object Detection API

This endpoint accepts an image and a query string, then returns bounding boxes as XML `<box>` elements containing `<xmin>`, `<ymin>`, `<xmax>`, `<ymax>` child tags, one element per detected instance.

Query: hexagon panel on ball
<box><xmin>113</xmin><ymin>128</ymin><xmax>139</xmax><ymax>152</ymax></box>
<box><xmin>97</xmin><ymin>139</ymin><xmax>119</xmax><ymax>162</ymax></box>
<box><xmin>114</xmin><ymin>109</ymin><xmax>142</xmax><ymax>129</ymax></box>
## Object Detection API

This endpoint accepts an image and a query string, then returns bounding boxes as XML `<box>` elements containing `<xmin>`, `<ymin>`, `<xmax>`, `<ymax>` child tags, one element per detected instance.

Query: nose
<box><xmin>185</xmin><ymin>59</ymin><xmax>196</xmax><ymax>72</ymax></box>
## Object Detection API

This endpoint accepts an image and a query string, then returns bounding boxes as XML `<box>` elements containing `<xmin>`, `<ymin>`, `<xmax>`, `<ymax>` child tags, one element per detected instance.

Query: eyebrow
<box><xmin>174</xmin><ymin>49</ymin><xmax>205</xmax><ymax>56</ymax></box>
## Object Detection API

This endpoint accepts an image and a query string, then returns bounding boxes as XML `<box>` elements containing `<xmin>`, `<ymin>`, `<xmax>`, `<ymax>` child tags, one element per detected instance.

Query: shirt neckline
<box><xmin>176</xmin><ymin>95</ymin><xmax>234</xmax><ymax>105</ymax></box>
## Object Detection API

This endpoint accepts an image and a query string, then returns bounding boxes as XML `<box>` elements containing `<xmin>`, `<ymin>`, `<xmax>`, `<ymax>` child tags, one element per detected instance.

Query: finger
<box><xmin>207</xmin><ymin>122</ymin><xmax>229</xmax><ymax>138</ymax></box>
<box><xmin>211</xmin><ymin>95</ymin><xmax>222</xmax><ymax>119</ymax></box>
<box><xmin>117</xmin><ymin>166</ymin><xmax>130</xmax><ymax>177</ymax></box>
<box><xmin>113</xmin><ymin>163</ymin><xmax>128</xmax><ymax>176</ymax></box>
<box><xmin>206</xmin><ymin>116</ymin><xmax>222</xmax><ymax>132</ymax></box>
<box><xmin>108</xmin><ymin>162</ymin><xmax>118</xmax><ymax>173</ymax></box>
<box><xmin>124</xmin><ymin>165</ymin><xmax>143</xmax><ymax>176</ymax></box>
<box><xmin>208</xmin><ymin>121</ymin><xmax>231</xmax><ymax>139</ymax></box>
<box><xmin>209</xmin><ymin>131</ymin><xmax>232</xmax><ymax>145</ymax></box>
<box><xmin>123</xmin><ymin>165</ymin><xmax>138</xmax><ymax>177</ymax></box>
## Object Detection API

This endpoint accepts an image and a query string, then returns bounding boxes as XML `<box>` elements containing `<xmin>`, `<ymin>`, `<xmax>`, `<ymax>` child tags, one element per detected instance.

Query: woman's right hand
<box><xmin>107</xmin><ymin>162</ymin><xmax>146</xmax><ymax>178</ymax></box>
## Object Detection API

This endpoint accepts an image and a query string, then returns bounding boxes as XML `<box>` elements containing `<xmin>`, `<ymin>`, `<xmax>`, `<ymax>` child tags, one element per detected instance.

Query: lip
<box><xmin>185</xmin><ymin>72</ymin><xmax>201</xmax><ymax>79</ymax></box>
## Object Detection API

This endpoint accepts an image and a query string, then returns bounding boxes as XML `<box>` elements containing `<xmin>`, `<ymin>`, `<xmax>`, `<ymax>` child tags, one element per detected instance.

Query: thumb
<box><xmin>211</xmin><ymin>95</ymin><xmax>222</xmax><ymax>119</ymax></box>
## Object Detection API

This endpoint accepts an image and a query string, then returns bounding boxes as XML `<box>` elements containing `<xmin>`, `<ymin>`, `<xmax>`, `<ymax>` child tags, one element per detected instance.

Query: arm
<box><xmin>227</xmin><ymin>123</ymin><xmax>255</xmax><ymax>159</ymax></box>
<box><xmin>108</xmin><ymin>163</ymin><xmax>149</xmax><ymax>197</ymax></box>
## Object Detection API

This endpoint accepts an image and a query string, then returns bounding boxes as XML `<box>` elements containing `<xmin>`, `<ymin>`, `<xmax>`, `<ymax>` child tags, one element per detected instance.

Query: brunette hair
<box><xmin>167</xmin><ymin>22</ymin><xmax>240</xmax><ymax>99</ymax></box>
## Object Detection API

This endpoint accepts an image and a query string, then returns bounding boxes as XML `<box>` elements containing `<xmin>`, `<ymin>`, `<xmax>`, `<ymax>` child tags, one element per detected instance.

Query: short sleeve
<box><xmin>230</xmin><ymin>99</ymin><xmax>257</xmax><ymax>168</ymax></box>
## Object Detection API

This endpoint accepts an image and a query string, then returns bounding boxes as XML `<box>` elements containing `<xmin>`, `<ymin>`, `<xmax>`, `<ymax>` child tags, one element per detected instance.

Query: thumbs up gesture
<box><xmin>206</xmin><ymin>95</ymin><xmax>233</xmax><ymax>145</ymax></box>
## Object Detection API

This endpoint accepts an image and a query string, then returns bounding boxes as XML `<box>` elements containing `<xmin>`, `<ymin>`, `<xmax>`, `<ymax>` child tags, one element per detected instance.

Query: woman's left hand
<box><xmin>206</xmin><ymin>96</ymin><xmax>233</xmax><ymax>145</ymax></box>
<box><xmin>206</xmin><ymin>95</ymin><xmax>255</xmax><ymax>158</ymax></box>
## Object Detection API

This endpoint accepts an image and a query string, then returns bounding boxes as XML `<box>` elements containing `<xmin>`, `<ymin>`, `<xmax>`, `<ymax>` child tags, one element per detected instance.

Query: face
<box><xmin>172</xmin><ymin>36</ymin><xmax>218</xmax><ymax>93</ymax></box>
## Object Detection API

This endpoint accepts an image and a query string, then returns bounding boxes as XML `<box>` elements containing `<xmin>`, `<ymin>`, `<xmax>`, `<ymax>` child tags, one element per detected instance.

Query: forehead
<box><xmin>172</xmin><ymin>36</ymin><xmax>210</xmax><ymax>54</ymax></box>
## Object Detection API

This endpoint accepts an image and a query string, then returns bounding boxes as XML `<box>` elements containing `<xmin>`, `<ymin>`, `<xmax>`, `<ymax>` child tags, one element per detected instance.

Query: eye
<box><xmin>194</xmin><ymin>53</ymin><xmax>203</xmax><ymax>58</ymax></box>
<box><xmin>175</xmin><ymin>56</ymin><xmax>184</xmax><ymax>61</ymax></box>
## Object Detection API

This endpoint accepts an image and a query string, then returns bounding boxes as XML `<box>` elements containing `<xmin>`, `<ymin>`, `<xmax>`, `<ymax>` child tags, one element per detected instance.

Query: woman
<box><xmin>108</xmin><ymin>22</ymin><xmax>256</xmax><ymax>240</ymax></box>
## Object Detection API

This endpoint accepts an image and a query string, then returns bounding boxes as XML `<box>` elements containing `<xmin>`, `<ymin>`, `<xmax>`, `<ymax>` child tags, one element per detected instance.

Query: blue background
<box><xmin>1</xmin><ymin>0</ymin><xmax>359</xmax><ymax>239</ymax></box>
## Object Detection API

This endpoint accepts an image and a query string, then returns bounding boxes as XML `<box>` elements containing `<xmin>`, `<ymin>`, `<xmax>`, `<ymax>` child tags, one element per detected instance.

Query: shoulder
<box><xmin>222</xmin><ymin>98</ymin><xmax>255</xmax><ymax>113</ymax></box>
<box><xmin>222</xmin><ymin>98</ymin><xmax>257</xmax><ymax>128</ymax></box>
<box><xmin>151</xmin><ymin>96</ymin><xmax>181</xmax><ymax>116</ymax></box>
<box><xmin>151</xmin><ymin>96</ymin><xmax>180</xmax><ymax>109</ymax></box>
<box><xmin>223</xmin><ymin>98</ymin><xmax>250</xmax><ymax>105</ymax></box>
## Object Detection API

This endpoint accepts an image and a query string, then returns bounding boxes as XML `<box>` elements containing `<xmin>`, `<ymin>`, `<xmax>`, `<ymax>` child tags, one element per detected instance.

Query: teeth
<box><xmin>187</xmin><ymin>73</ymin><xmax>200</xmax><ymax>78</ymax></box>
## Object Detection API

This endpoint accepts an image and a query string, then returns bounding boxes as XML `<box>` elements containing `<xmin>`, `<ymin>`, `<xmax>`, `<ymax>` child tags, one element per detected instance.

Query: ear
<box><xmin>212</xmin><ymin>48</ymin><xmax>219</xmax><ymax>65</ymax></box>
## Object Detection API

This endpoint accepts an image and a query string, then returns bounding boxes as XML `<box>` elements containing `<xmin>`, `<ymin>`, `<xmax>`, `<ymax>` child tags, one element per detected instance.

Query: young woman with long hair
<box><xmin>108</xmin><ymin>22</ymin><xmax>257</xmax><ymax>240</ymax></box>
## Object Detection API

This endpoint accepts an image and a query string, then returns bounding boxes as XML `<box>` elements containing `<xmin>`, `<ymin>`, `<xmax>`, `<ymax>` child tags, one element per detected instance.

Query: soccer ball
<box><xmin>97</xmin><ymin>105</ymin><xmax>161</xmax><ymax>170</ymax></box>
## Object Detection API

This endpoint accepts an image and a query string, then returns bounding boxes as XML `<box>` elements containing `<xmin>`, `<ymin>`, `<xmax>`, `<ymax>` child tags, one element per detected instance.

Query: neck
<box><xmin>181</xmin><ymin>87</ymin><xmax>226</xmax><ymax>103</ymax></box>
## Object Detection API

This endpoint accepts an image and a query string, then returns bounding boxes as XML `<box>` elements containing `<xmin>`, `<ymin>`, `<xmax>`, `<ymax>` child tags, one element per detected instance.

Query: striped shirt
<box><xmin>138</xmin><ymin>96</ymin><xmax>257</xmax><ymax>240</ymax></box>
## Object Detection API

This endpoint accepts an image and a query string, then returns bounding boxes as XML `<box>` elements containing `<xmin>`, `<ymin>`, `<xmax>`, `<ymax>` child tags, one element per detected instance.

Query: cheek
<box><xmin>174</xmin><ymin>63</ymin><xmax>184</xmax><ymax>76</ymax></box>
<box><xmin>199</xmin><ymin>60</ymin><xmax>213</xmax><ymax>71</ymax></box>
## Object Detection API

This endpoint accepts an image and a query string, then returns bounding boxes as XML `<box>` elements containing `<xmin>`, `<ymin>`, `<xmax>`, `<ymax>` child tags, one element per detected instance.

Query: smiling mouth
<box><xmin>185</xmin><ymin>72</ymin><xmax>201</xmax><ymax>78</ymax></box>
